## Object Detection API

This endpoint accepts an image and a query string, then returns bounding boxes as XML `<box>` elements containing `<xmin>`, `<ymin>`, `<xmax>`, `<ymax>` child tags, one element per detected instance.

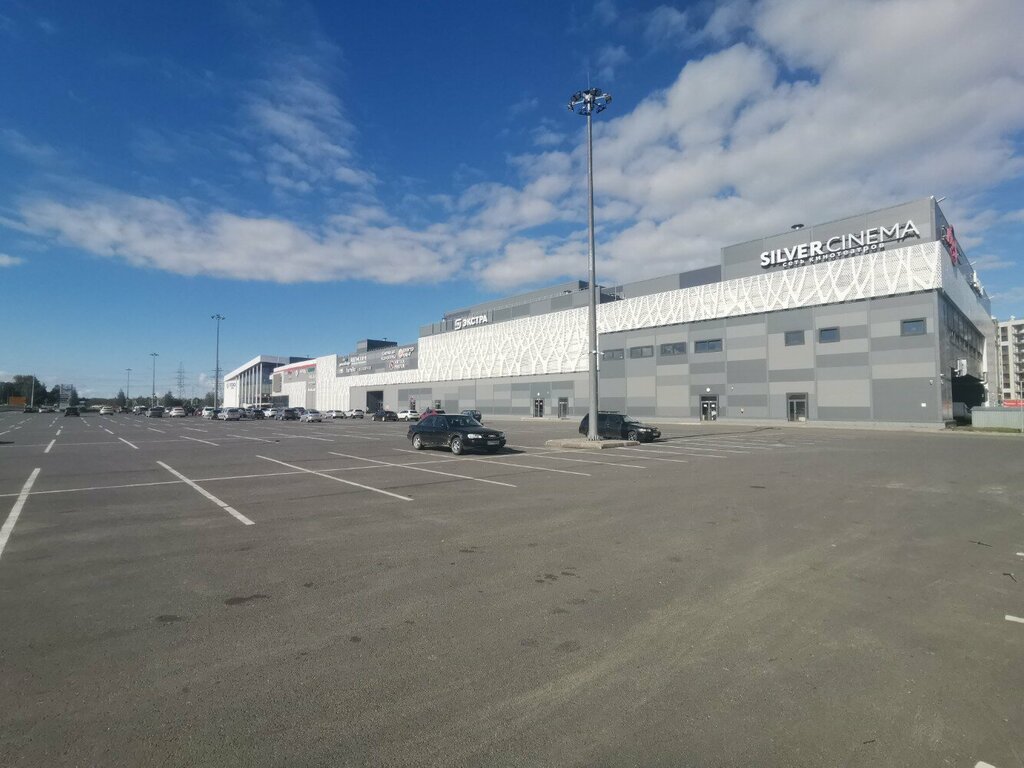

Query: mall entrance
<box><xmin>700</xmin><ymin>395</ymin><xmax>718</xmax><ymax>421</ymax></box>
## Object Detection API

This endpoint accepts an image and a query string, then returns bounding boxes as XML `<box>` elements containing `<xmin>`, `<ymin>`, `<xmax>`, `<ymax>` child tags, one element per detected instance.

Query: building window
<box><xmin>901</xmin><ymin>318</ymin><xmax>926</xmax><ymax>336</ymax></box>
<box><xmin>694</xmin><ymin>339</ymin><xmax>723</xmax><ymax>353</ymax></box>
<box><xmin>629</xmin><ymin>345</ymin><xmax>654</xmax><ymax>359</ymax></box>
<box><xmin>602</xmin><ymin>348</ymin><xmax>624</xmax><ymax>361</ymax></box>
<box><xmin>784</xmin><ymin>330</ymin><xmax>805</xmax><ymax>346</ymax></box>
<box><xmin>659</xmin><ymin>342</ymin><xmax>687</xmax><ymax>356</ymax></box>
<box><xmin>818</xmin><ymin>327</ymin><xmax>840</xmax><ymax>343</ymax></box>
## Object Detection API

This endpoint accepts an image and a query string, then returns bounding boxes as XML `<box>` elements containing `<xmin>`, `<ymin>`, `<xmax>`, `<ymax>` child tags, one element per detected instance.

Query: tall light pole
<box><xmin>569</xmin><ymin>87</ymin><xmax>612</xmax><ymax>440</ymax></box>
<box><xmin>150</xmin><ymin>353</ymin><xmax>159</xmax><ymax>407</ymax></box>
<box><xmin>212</xmin><ymin>314</ymin><xmax>225</xmax><ymax>410</ymax></box>
<box><xmin>126</xmin><ymin>368</ymin><xmax>132</xmax><ymax>407</ymax></box>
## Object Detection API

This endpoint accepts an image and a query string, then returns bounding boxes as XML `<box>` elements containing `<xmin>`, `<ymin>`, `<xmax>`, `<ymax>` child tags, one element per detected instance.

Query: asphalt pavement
<box><xmin>1</xmin><ymin>411</ymin><xmax>1021</xmax><ymax>767</ymax></box>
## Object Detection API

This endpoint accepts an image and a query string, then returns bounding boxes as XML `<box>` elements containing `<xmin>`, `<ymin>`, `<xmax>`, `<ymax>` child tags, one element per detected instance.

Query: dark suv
<box><xmin>578</xmin><ymin>412</ymin><xmax>661</xmax><ymax>442</ymax></box>
<box><xmin>276</xmin><ymin>408</ymin><xmax>299</xmax><ymax>420</ymax></box>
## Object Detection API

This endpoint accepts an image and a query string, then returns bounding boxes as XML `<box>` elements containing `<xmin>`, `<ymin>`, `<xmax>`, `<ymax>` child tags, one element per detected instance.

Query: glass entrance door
<box><xmin>533</xmin><ymin>398</ymin><xmax>544</xmax><ymax>418</ymax></box>
<box><xmin>787</xmin><ymin>393</ymin><xmax>808</xmax><ymax>422</ymax></box>
<box><xmin>700</xmin><ymin>395</ymin><xmax>718</xmax><ymax>421</ymax></box>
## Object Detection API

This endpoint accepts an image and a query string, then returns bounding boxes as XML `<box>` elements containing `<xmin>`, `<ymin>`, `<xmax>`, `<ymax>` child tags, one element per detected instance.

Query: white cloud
<box><xmin>596</xmin><ymin>45</ymin><xmax>630</xmax><ymax>82</ymax></box>
<box><xmin>0</xmin><ymin>128</ymin><xmax>57</xmax><ymax>163</ymax></box>
<box><xmin>11</xmin><ymin>0</ymin><xmax>1024</xmax><ymax>294</ymax></box>
<box><xmin>0</xmin><ymin>253</ymin><xmax>24</xmax><ymax>267</ymax></box>
<box><xmin>644</xmin><ymin>6</ymin><xmax>691</xmax><ymax>47</ymax></box>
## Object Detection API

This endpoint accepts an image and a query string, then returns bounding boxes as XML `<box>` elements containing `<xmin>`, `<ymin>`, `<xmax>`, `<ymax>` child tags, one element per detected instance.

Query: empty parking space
<box><xmin>1</xmin><ymin>413</ymin><xmax>1022</xmax><ymax>766</ymax></box>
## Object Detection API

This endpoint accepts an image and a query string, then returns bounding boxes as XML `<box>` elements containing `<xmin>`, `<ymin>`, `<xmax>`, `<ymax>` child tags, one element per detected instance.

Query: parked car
<box><xmin>347</xmin><ymin>408</ymin><xmax>364</xmax><ymax>419</ymax></box>
<box><xmin>63</xmin><ymin>406</ymin><xmax>80</xmax><ymax>417</ymax></box>
<box><xmin>578</xmin><ymin>412</ymin><xmax>661</xmax><ymax>442</ymax></box>
<box><xmin>263</xmin><ymin>407</ymin><xmax>278</xmax><ymax>418</ymax></box>
<box><xmin>168</xmin><ymin>406</ymin><xmax>186</xmax><ymax>417</ymax></box>
<box><xmin>460</xmin><ymin>409</ymin><xmax>482</xmax><ymax>422</ymax></box>
<box><xmin>276</xmin><ymin>408</ymin><xmax>299</xmax><ymax>421</ymax></box>
<box><xmin>397</xmin><ymin>409</ymin><xmax>419</xmax><ymax>421</ymax></box>
<box><xmin>133</xmin><ymin>405</ymin><xmax>146</xmax><ymax>415</ymax></box>
<box><xmin>408</xmin><ymin>413</ymin><xmax>506</xmax><ymax>455</ymax></box>
<box><xmin>39</xmin><ymin>406</ymin><xmax>55</xmax><ymax>413</ymax></box>
<box><xmin>300</xmin><ymin>409</ymin><xmax>323</xmax><ymax>422</ymax></box>
<box><xmin>371</xmin><ymin>409</ymin><xmax>398</xmax><ymax>422</ymax></box>
<box><xmin>325</xmin><ymin>409</ymin><xmax>346</xmax><ymax>419</ymax></box>
<box><xmin>247</xmin><ymin>408</ymin><xmax>265</xmax><ymax>420</ymax></box>
<box><xmin>201</xmin><ymin>407</ymin><xmax>216</xmax><ymax>419</ymax></box>
<box><xmin>219</xmin><ymin>408</ymin><xmax>241</xmax><ymax>421</ymax></box>
<box><xmin>99</xmin><ymin>405</ymin><xmax>115</xmax><ymax>415</ymax></box>
<box><xmin>146</xmin><ymin>406</ymin><xmax>165</xmax><ymax>418</ymax></box>
<box><xmin>23</xmin><ymin>406</ymin><xmax>38</xmax><ymax>413</ymax></box>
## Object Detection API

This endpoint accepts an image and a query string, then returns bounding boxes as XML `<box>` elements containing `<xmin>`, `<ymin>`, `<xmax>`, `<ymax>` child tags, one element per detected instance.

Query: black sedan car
<box><xmin>578</xmin><ymin>412</ymin><xmax>661</xmax><ymax>442</ymax></box>
<box><xmin>408</xmin><ymin>414</ymin><xmax>506</xmax><ymax>455</ymax></box>
<box><xmin>371</xmin><ymin>409</ymin><xmax>398</xmax><ymax>422</ymax></box>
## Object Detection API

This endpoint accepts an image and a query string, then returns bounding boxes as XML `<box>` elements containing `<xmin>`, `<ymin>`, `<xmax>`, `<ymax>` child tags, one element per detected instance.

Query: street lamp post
<box><xmin>568</xmin><ymin>87</ymin><xmax>612</xmax><ymax>440</ymax></box>
<box><xmin>211</xmin><ymin>314</ymin><xmax>225</xmax><ymax>410</ymax></box>
<box><xmin>150</xmin><ymin>353</ymin><xmax>159</xmax><ymax>407</ymax></box>
<box><xmin>126</xmin><ymin>368</ymin><xmax>132</xmax><ymax>408</ymax></box>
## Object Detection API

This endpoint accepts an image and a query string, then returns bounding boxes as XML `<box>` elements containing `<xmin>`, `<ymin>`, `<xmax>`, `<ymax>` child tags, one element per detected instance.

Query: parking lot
<box><xmin>1</xmin><ymin>411</ymin><xmax>1022</xmax><ymax>767</ymax></box>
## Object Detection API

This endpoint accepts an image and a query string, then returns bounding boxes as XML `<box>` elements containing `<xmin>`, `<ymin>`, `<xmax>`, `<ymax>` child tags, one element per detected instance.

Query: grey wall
<box><xmin>597</xmin><ymin>292</ymin><xmax>943</xmax><ymax>423</ymax></box>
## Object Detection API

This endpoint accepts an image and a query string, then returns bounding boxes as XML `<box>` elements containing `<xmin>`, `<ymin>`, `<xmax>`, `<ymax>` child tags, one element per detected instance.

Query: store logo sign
<box><xmin>760</xmin><ymin>220</ymin><xmax>921</xmax><ymax>269</ymax></box>
<box><xmin>454</xmin><ymin>314</ymin><xmax>488</xmax><ymax>330</ymax></box>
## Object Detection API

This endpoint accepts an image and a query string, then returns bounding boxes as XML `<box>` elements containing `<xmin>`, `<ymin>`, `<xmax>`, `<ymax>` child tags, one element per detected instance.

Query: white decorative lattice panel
<box><xmin>328</xmin><ymin>244</ymin><xmax>945</xmax><ymax>388</ymax></box>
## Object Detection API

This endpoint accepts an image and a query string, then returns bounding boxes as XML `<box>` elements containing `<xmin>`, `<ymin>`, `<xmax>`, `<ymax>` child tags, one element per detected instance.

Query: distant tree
<box><xmin>202</xmin><ymin>391</ymin><xmax>216</xmax><ymax>406</ymax></box>
<box><xmin>115</xmin><ymin>389</ymin><xmax>127</xmax><ymax>408</ymax></box>
<box><xmin>68</xmin><ymin>388</ymin><xmax>79</xmax><ymax>406</ymax></box>
<box><xmin>162</xmin><ymin>391</ymin><xmax>175</xmax><ymax>408</ymax></box>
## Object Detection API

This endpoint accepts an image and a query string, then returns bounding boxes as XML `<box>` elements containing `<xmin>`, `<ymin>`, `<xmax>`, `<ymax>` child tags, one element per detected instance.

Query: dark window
<box><xmin>629</xmin><ymin>345</ymin><xmax>654</xmax><ymax>359</ymax></box>
<box><xmin>784</xmin><ymin>330</ymin><xmax>805</xmax><ymax>346</ymax></box>
<box><xmin>694</xmin><ymin>339</ymin><xmax>723</xmax><ymax>353</ymax></box>
<box><xmin>901</xmin><ymin>318</ymin><xmax>926</xmax><ymax>336</ymax></box>
<box><xmin>602</xmin><ymin>349</ymin><xmax>624</xmax><ymax>361</ymax></box>
<box><xmin>659</xmin><ymin>342</ymin><xmax>687</xmax><ymax>356</ymax></box>
<box><xmin>818</xmin><ymin>327</ymin><xmax>840</xmax><ymax>343</ymax></box>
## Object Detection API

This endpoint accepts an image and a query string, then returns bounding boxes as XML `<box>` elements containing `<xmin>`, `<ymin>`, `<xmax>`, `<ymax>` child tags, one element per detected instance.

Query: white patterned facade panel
<box><xmin>308</xmin><ymin>244</ymin><xmax>945</xmax><ymax>395</ymax></box>
<box><xmin>598</xmin><ymin>242</ymin><xmax>943</xmax><ymax>334</ymax></box>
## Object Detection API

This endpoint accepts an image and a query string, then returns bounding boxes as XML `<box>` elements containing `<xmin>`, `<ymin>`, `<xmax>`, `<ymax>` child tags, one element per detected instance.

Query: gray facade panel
<box><xmin>769</xmin><ymin>368</ymin><xmax>817</xmax><ymax>382</ymax></box>
<box><xmin>816</xmin><ymin>352</ymin><xmax>870</xmax><ymax>368</ymax></box>
<box><xmin>690</xmin><ymin>362</ymin><xmax>726</xmax><ymax>375</ymax></box>
<box><xmin>817</xmin><ymin>406</ymin><xmax>873</xmax><ymax>421</ymax></box>
<box><xmin>872</xmin><ymin>378</ymin><xmax>938</xmax><ymax>422</ymax></box>
<box><xmin>870</xmin><ymin>334</ymin><xmax>935</xmax><ymax>352</ymax></box>
<box><xmin>727</xmin><ymin>359</ymin><xmax>768</xmax><ymax>383</ymax></box>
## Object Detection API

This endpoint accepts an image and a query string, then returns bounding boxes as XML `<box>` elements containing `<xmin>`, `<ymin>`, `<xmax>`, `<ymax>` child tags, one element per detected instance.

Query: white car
<box><xmin>169</xmin><ymin>406</ymin><xmax>186</xmax><ymax>417</ymax></box>
<box><xmin>348</xmin><ymin>408</ymin><xmax>365</xmax><ymax>419</ymax></box>
<box><xmin>263</xmin><ymin>407</ymin><xmax>278</xmax><ymax>418</ymax></box>
<box><xmin>397</xmin><ymin>409</ymin><xmax>419</xmax><ymax>421</ymax></box>
<box><xmin>300</xmin><ymin>410</ymin><xmax>323</xmax><ymax>422</ymax></box>
<box><xmin>219</xmin><ymin>408</ymin><xmax>241</xmax><ymax>421</ymax></box>
<box><xmin>99</xmin><ymin>406</ymin><xmax>115</xmax><ymax>415</ymax></box>
<box><xmin>201</xmin><ymin>407</ymin><xmax>216</xmax><ymax>419</ymax></box>
<box><xmin>325</xmin><ymin>409</ymin><xmax>346</xmax><ymax>419</ymax></box>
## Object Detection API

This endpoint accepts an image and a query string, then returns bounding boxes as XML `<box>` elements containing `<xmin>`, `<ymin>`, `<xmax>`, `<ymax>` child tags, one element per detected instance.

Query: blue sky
<box><xmin>2</xmin><ymin>0</ymin><xmax>1023</xmax><ymax>397</ymax></box>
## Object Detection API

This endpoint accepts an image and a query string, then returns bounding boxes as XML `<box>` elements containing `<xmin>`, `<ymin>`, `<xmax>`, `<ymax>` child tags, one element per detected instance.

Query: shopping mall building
<box><xmin>226</xmin><ymin>197</ymin><xmax>996</xmax><ymax>425</ymax></box>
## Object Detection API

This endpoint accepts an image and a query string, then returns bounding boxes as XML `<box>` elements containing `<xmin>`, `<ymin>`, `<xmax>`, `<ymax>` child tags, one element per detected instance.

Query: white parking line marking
<box><xmin>271</xmin><ymin>432</ymin><xmax>333</xmax><ymax>442</ymax></box>
<box><xmin>504</xmin><ymin>448</ymin><xmax>646</xmax><ymax>469</ymax></box>
<box><xmin>325</xmin><ymin>430</ymin><xmax>380</xmax><ymax>440</ymax></box>
<box><xmin>1006</xmin><ymin>615</ymin><xmax>1024</xmax><ymax>624</ymax></box>
<box><xmin>44</xmin><ymin>440</ymin><xmax>55</xmax><ymax>454</ymax></box>
<box><xmin>147</xmin><ymin>427</ymin><xmax>165</xmax><ymax>433</ymax></box>
<box><xmin>0</xmin><ymin>430</ymin><xmax>9</xmax><ymax>436</ymax></box>
<box><xmin>102</xmin><ymin>427</ymin><xmax>114</xmax><ymax>434</ymax></box>
<box><xmin>182</xmin><ymin>435</ymin><xmax>219</xmax><ymax>447</ymax></box>
<box><xmin>185</xmin><ymin>427</ymin><xmax>209</xmax><ymax>432</ymax></box>
<box><xmin>328</xmin><ymin>451</ymin><xmax>516</xmax><ymax>488</ymax></box>
<box><xmin>228</xmin><ymin>433</ymin><xmax>277</xmax><ymax>443</ymax></box>
<box><xmin>0</xmin><ymin>468</ymin><xmax>41</xmax><ymax>562</ymax></box>
<box><xmin>157</xmin><ymin>461</ymin><xmax>254</xmax><ymax>525</ymax></box>
<box><xmin>613</xmin><ymin>447</ymin><xmax>689</xmax><ymax>463</ymax></box>
<box><xmin>118</xmin><ymin>437</ymin><xmax>139</xmax><ymax>450</ymax></box>
<box><xmin>258</xmin><ymin>455</ymin><xmax>412</xmax><ymax>501</ymax></box>
<box><xmin>975</xmin><ymin>761</ymin><xmax>998</xmax><ymax>767</ymax></box>
<box><xmin>55</xmin><ymin>429</ymin><xmax>62</xmax><ymax>436</ymax></box>
<box><xmin>636</xmin><ymin>445</ymin><xmax>726</xmax><ymax>459</ymax></box>
<box><xmin>659</xmin><ymin>443</ymin><xmax>747</xmax><ymax>454</ymax></box>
